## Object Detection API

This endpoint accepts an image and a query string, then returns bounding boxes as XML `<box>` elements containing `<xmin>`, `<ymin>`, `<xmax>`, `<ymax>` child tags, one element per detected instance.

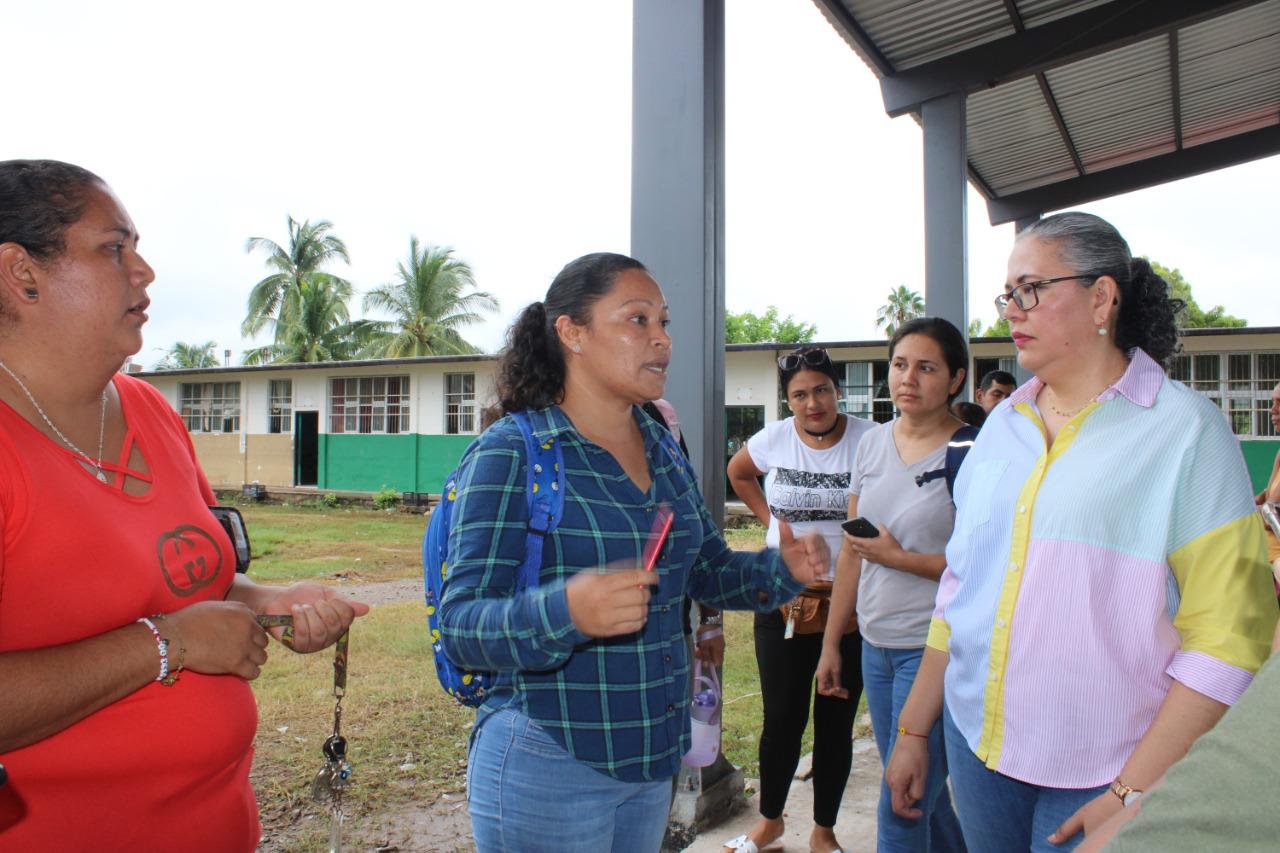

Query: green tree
<box><xmin>243</xmin><ymin>278</ymin><xmax>376</xmax><ymax>365</ymax></box>
<box><xmin>1148</xmin><ymin>260</ymin><xmax>1246</xmax><ymax>328</ymax></box>
<box><xmin>725</xmin><ymin>306</ymin><xmax>816</xmax><ymax>344</ymax></box>
<box><xmin>360</xmin><ymin>238</ymin><xmax>498</xmax><ymax>358</ymax></box>
<box><xmin>875</xmin><ymin>286</ymin><xmax>924</xmax><ymax>337</ymax></box>
<box><xmin>983</xmin><ymin>317</ymin><xmax>1012</xmax><ymax>337</ymax></box>
<box><xmin>155</xmin><ymin>340</ymin><xmax>219</xmax><ymax>369</ymax></box>
<box><xmin>243</xmin><ymin>216</ymin><xmax>354</xmax><ymax>341</ymax></box>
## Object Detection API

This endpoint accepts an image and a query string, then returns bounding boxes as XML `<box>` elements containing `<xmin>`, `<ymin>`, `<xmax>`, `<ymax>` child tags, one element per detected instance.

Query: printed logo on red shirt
<box><xmin>156</xmin><ymin>525</ymin><xmax>224</xmax><ymax>596</ymax></box>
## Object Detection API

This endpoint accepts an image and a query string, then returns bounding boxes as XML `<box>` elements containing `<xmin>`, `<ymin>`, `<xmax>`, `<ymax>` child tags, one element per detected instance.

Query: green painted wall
<box><xmin>1242</xmin><ymin>440</ymin><xmax>1279</xmax><ymax>494</ymax></box>
<box><xmin>318</xmin><ymin>433</ymin><xmax>477</xmax><ymax>493</ymax></box>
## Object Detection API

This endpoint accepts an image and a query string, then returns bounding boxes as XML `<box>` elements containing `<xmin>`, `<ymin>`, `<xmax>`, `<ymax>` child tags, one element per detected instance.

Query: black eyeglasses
<box><xmin>777</xmin><ymin>349</ymin><xmax>831</xmax><ymax>371</ymax></box>
<box><xmin>995</xmin><ymin>275</ymin><xmax>1098</xmax><ymax>316</ymax></box>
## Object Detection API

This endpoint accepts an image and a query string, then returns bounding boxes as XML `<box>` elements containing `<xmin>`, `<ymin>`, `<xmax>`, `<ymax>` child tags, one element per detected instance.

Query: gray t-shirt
<box><xmin>849</xmin><ymin>420</ymin><xmax>956</xmax><ymax>648</ymax></box>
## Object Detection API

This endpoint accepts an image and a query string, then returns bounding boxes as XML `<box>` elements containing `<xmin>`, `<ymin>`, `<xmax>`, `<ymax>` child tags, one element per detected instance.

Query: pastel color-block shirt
<box><xmin>929</xmin><ymin>348</ymin><xmax>1277</xmax><ymax>789</ymax></box>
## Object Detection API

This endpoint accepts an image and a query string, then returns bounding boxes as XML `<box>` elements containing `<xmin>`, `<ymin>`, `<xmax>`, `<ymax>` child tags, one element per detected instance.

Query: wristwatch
<box><xmin>699</xmin><ymin>614</ymin><xmax>723</xmax><ymax>627</ymax></box>
<box><xmin>1110</xmin><ymin>778</ymin><xmax>1143</xmax><ymax>807</ymax></box>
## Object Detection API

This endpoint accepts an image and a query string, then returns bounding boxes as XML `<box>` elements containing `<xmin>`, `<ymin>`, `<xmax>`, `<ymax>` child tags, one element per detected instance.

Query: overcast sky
<box><xmin>7</xmin><ymin>1</ymin><xmax>1277</xmax><ymax>368</ymax></box>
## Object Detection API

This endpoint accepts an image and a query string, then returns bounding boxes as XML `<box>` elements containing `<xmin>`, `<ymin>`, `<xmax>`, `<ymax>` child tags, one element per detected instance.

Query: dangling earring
<box><xmin>1097</xmin><ymin>327</ymin><xmax>1107</xmax><ymax>336</ymax></box>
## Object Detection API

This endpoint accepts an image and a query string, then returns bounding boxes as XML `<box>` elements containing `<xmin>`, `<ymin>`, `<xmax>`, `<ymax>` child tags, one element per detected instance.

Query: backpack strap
<box><xmin>913</xmin><ymin>424</ymin><xmax>980</xmax><ymax>498</ymax></box>
<box><xmin>511</xmin><ymin>411</ymin><xmax>566</xmax><ymax>591</ymax></box>
<box><xmin>943</xmin><ymin>425</ymin><xmax>979</xmax><ymax>496</ymax></box>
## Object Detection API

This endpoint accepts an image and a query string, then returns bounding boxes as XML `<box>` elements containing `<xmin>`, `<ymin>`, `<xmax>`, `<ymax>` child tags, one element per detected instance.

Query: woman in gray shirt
<box><xmin>817</xmin><ymin>318</ymin><xmax>970</xmax><ymax>853</ymax></box>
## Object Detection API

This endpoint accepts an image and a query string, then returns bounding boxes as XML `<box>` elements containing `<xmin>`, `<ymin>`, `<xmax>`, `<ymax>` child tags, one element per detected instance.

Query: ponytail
<box><xmin>495</xmin><ymin>252</ymin><xmax>649</xmax><ymax>413</ymax></box>
<box><xmin>1115</xmin><ymin>257</ymin><xmax>1182</xmax><ymax>366</ymax></box>
<box><xmin>495</xmin><ymin>301</ymin><xmax>565</xmax><ymax>413</ymax></box>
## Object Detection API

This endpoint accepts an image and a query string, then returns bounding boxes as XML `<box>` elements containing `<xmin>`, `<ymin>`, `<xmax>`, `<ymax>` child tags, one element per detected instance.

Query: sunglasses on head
<box><xmin>777</xmin><ymin>349</ymin><xmax>831</xmax><ymax>371</ymax></box>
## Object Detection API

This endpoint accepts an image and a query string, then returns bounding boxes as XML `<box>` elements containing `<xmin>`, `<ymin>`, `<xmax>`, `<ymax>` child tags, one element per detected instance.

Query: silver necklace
<box><xmin>0</xmin><ymin>359</ymin><xmax>108</xmax><ymax>482</ymax></box>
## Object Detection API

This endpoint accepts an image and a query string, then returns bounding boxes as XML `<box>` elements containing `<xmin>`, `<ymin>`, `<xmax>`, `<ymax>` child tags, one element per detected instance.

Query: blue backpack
<box><xmin>422</xmin><ymin>411</ymin><xmax>566</xmax><ymax>707</ymax></box>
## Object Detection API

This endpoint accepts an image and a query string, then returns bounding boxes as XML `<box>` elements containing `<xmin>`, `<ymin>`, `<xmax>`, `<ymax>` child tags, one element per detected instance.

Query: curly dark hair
<box><xmin>1019</xmin><ymin>212</ymin><xmax>1183</xmax><ymax>365</ymax></box>
<box><xmin>495</xmin><ymin>252</ymin><xmax>648</xmax><ymax>413</ymax></box>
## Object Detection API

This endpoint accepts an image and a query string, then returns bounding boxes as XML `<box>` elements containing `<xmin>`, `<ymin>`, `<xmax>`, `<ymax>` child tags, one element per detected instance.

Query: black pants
<box><xmin>754</xmin><ymin>609</ymin><xmax>864</xmax><ymax>828</ymax></box>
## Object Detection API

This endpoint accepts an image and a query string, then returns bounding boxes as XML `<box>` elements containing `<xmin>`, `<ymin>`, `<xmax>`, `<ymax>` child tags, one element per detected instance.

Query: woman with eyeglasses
<box><xmin>815</xmin><ymin>318</ymin><xmax>970</xmax><ymax>853</ymax></box>
<box><xmin>722</xmin><ymin>346</ymin><xmax>874</xmax><ymax>853</ymax></box>
<box><xmin>884</xmin><ymin>212</ymin><xmax>1275</xmax><ymax>852</ymax></box>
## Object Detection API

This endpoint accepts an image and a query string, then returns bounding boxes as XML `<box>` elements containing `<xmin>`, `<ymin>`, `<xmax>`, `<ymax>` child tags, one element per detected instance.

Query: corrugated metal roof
<box><xmin>1180</xmin><ymin>4</ymin><xmax>1280</xmax><ymax>146</ymax></box>
<box><xmin>813</xmin><ymin>0</ymin><xmax>1280</xmax><ymax>211</ymax></box>
<box><xmin>845</xmin><ymin>0</ymin><xmax>1014</xmax><ymax>70</ymax></box>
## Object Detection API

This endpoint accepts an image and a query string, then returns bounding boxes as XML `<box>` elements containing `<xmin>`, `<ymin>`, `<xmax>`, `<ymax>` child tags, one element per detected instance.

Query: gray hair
<box><xmin>1017</xmin><ymin>212</ymin><xmax>1132</xmax><ymax>283</ymax></box>
<box><xmin>1016</xmin><ymin>211</ymin><xmax>1182</xmax><ymax>365</ymax></box>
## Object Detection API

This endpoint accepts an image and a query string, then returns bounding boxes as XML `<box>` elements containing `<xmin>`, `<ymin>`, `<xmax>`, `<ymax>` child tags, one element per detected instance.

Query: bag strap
<box><xmin>913</xmin><ymin>424</ymin><xmax>979</xmax><ymax>498</ymax></box>
<box><xmin>511</xmin><ymin>411</ymin><xmax>566</xmax><ymax>591</ymax></box>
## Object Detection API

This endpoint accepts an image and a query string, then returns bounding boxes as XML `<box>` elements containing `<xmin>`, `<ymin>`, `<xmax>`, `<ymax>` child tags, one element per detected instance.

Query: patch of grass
<box><xmin>723</xmin><ymin>525</ymin><xmax>766</xmax><ymax>552</ymax></box>
<box><xmin>240</xmin><ymin>505</ymin><xmax>427</xmax><ymax>583</ymax></box>
<box><xmin>254</xmin><ymin>600</ymin><xmax>474</xmax><ymax>851</ymax></box>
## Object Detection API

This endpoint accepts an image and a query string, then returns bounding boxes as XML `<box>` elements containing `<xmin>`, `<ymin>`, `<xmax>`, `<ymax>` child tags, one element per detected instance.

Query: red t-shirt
<box><xmin>0</xmin><ymin>374</ymin><xmax>259</xmax><ymax>851</ymax></box>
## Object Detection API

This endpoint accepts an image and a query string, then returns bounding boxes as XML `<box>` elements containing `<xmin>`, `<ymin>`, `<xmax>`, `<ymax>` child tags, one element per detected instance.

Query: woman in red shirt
<box><xmin>0</xmin><ymin>159</ymin><xmax>368</xmax><ymax>851</ymax></box>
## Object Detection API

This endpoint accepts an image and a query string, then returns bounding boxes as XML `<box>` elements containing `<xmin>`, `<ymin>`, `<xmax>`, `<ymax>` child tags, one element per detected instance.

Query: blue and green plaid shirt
<box><xmin>439</xmin><ymin>405</ymin><xmax>804</xmax><ymax>782</ymax></box>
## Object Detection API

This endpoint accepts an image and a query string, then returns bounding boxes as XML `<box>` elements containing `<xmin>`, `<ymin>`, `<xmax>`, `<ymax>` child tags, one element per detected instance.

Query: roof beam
<box><xmin>985</xmin><ymin>122</ymin><xmax>1280</xmax><ymax>224</ymax></box>
<box><xmin>1169</xmin><ymin>32</ymin><xmax>1184</xmax><ymax>150</ymax></box>
<box><xmin>880</xmin><ymin>0</ymin><xmax>1268</xmax><ymax>117</ymax></box>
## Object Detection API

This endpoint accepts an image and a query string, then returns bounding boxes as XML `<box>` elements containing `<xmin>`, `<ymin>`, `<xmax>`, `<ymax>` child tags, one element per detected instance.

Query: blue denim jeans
<box><xmin>467</xmin><ymin>707</ymin><xmax>673</xmax><ymax>852</ymax></box>
<box><xmin>943</xmin><ymin>708</ymin><xmax>1107</xmax><ymax>853</ymax></box>
<box><xmin>862</xmin><ymin>641</ymin><xmax>966</xmax><ymax>853</ymax></box>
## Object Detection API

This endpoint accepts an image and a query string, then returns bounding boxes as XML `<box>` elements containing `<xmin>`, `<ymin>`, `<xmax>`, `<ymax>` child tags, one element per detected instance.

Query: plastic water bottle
<box><xmin>683</xmin><ymin>660</ymin><xmax>721</xmax><ymax>767</ymax></box>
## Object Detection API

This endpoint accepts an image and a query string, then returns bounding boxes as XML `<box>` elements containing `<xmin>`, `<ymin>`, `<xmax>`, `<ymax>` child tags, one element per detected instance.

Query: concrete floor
<box><xmin>681</xmin><ymin>737</ymin><xmax>881</xmax><ymax>853</ymax></box>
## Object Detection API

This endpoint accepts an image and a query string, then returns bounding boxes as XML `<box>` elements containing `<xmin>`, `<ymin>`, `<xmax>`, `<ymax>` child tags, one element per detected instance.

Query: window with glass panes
<box><xmin>836</xmin><ymin>360</ymin><xmax>894</xmax><ymax>423</ymax></box>
<box><xmin>1167</xmin><ymin>352</ymin><xmax>1279</xmax><ymax>437</ymax></box>
<box><xmin>445</xmin><ymin>373</ymin><xmax>477</xmax><ymax>434</ymax></box>
<box><xmin>268</xmin><ymin>379</ymin><xmax>292</xmax><ymax>434</ymax></box>
<box><xmin>328</xmin><ymin>376</ymin><xmax>410</xmax><ymax>434</ymax></box>
<box><xmin>180</xmin><ymin>382</ymin><xmax>241</xmax><ymax>433</ymax></box>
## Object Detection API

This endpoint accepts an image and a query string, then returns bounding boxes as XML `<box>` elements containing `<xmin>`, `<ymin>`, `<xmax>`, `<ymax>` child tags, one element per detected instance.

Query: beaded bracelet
<box><xmin>154</xmin><ymin>614</ymin><xmax>186</xmax><ymax>686</ymax></box>
<box><xmin>137</xmin><ymin>617</ymin><xmax>170</xmax><ymax>683</ymax></box>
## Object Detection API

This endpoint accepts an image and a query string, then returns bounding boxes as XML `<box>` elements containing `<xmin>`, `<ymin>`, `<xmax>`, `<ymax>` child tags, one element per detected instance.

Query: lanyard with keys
<box><xmin>257</xmin><ymin>614</ymin><xmax>351</xmax><ymax>853</ymax></box>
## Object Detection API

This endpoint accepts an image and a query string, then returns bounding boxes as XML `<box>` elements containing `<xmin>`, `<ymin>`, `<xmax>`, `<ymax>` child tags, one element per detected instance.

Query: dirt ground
<box><xmin>258</xmin><ymin>579</ymin><xmax>881</xmax><ymax>853</ymax></box>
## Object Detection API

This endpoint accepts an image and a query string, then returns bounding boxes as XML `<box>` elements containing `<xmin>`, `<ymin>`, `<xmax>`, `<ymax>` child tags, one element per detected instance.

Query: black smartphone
<box><xmin>209</xmin><ymin>506</ymin><xmax>252</xmax><ymax>573</ymax></box>
<box><xmin>841</xmin><ymin>517</ymin><xmax>880</xmax><ymax>538</ymax></box>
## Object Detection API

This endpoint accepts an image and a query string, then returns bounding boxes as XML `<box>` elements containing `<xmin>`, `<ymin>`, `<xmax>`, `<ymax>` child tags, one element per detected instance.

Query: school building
<box><xmin>138</xmin><ymin>327</ymin><xmax>1280</xmax><ymax>498</ymax></box>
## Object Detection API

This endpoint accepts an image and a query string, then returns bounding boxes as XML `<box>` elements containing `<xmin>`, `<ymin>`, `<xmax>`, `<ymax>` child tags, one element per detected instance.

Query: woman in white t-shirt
<box><xmin>816</xmin><ymin>318</ymin><xmax>970</xmax><ymax>853</ymax></box>
<box><xmin>723</xmin><ymin>346</ymin><xmax>875</xmax><ymax>853</ymax></box>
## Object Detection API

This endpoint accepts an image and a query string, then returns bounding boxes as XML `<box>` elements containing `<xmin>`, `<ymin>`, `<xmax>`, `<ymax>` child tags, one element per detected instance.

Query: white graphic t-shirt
<box><xmin>746</xmin><ymin>414</ymin><xmax>876</xmax><ymax>576</ymax></box>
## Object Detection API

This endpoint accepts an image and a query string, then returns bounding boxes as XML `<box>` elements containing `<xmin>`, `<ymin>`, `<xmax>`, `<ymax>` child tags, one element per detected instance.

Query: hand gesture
<box><xmin>1049</xmin><ymin>789</ymin><xmax>1123</xmax><ymax>847</ymax></box>
<box><xmin>885</xmin><ymin>736</ymin><xmax>930</xmax><ymax>820</ymax></box>
<box><xmin>815</xmin><ymin>647</ymin><xmax>846</xmax><ymax>698</ymax></box>
<box><xmin>778</xmin><ymin>520</ymin><xmax>830</xmax><ymax>585</ymax></box>
<box><xmin>259</xmin><ymin>583</ymin><xmax>370</xmax><ymax>653</ymax></box>
<box><xmin>165</xmin><ymin>600</ymin><xmax>270</xmax><ymax>680</ymax></box>
<box><xmin>566</xmin><ymin>567</ymin><xmax>659</xmax><ymax>638</ymax></box>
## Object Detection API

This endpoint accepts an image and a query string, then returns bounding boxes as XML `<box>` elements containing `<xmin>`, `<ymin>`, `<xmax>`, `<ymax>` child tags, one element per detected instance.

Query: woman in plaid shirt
<box><xmin>439</xmin><ymin>252</ymin><xmax>831</xmax><ymax>853</ymax></box>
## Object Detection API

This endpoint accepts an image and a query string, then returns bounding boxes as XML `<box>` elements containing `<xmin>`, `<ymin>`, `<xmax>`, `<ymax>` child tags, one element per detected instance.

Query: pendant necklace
<box><xmin>0</xmin><ymin>358</ymin><xmax>108</xmax><ymax>482</ymax></box>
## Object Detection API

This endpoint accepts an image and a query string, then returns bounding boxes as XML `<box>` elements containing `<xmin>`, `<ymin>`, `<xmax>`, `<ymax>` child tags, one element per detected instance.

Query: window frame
<box><xmin>327</xmin><ymin>375</ymin><xmax>411</xmax><ymax>435</ymax></box>
<box><xmin>444</xmin><ymin>372</ymin><xmax>477</xmax><ymax>435</ymax></box>
<box><xmin>180</xmin><ymin>381</ymin><xmax>241</xmax><ymax>434</ymax></box>
<box><xmin>268</xmin><ymin>379</ymin><xmax>293</xmax><ymax>434</ymax></box>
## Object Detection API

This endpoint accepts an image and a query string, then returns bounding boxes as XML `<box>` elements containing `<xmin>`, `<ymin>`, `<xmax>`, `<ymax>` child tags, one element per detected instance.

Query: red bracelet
<box><xmin>897</xmin><ymin>725</ymin><xmax>929</xmax><ymax>739</ymax></box>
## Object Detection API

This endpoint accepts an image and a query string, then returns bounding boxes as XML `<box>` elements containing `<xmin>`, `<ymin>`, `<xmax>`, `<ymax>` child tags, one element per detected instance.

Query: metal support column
<box><xmin>922</xmin><ymin>93</ymin><xmax>969</xmax><ymax>344</ymax></box>
<box><xmin>632</xmin><ymin>2</ymin><xmax>739</xmax><ymax>847</ymax></box>
<box><xmin>632</xmin><ymin>0</ymin><xmax>727</xmax><ymax>530</ymax></box>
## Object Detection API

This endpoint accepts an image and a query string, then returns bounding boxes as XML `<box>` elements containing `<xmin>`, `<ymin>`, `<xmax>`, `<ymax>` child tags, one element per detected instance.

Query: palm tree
<box><xmin>155</xmin><ymin>340</ymin><xmax>219</xmax><ymax>370</ymax></box>
<box><xmin>875</xmin><ymin>285</ymin><xmax>925</xmax><ymax>337</ymax></box>
<box><xmin>243</xmin><ymin>216</ymin><xmax>353</xmax><ymax>341</ymax></box>
<box><xmin>243</xmin><ymin>278</ymin><xmax>376</xmax><ymax>365</ymax></box>
<box><xmin>360</xmin><ymin>238</ymin><xmax>498</xmax><ymax>358</ymax></box>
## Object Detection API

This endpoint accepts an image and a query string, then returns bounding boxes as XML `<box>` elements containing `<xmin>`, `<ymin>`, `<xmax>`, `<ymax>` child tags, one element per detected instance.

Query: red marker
<box><xmin>642</xmin><ymin>504</ymin><xmax>675</xmax><ymax>573</ymax></box>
